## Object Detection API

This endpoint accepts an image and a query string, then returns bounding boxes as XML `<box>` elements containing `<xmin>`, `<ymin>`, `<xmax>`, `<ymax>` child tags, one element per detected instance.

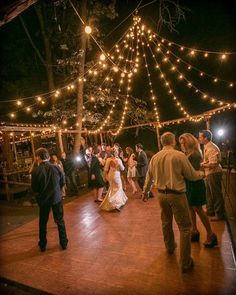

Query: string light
<box><xmin>140</xmin><ymin>34</ymin><xmax>160</xmax><ymax>124</ymax></box>
<box><xmin>152</xmin><ymin>35</ymin><xmax>234</xmax><ymax>85</ymax></box>
<box><xmin>2</xmin><ymin>14</ymin><xmax>235</xmax><ymax>135</ymax></box>
<box><xmin>151</xmin><ymin>39</ymin><xmax>230</xmax><ymax>107</ymax></box>
<box><xmin>144</xmin><ymin>33</ymin><xmax>192</xmax><ymax>120</ymax></box>
<box><xmin>154</xmin><ymin>33</ymin><xmax>236</xmax><ymax>56</ymax></box>
<box><xmin>85</xmin><ymin>25</ymin><xmax>92</xmax><ymax>34</ymax></box>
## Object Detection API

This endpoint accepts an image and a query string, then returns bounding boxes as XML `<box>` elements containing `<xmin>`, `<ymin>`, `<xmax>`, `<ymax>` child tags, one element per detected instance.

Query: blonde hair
<box><xmin>179</xmin><ymin>133</ymin><xmax>201</xmax><ymax>157</ymax></box>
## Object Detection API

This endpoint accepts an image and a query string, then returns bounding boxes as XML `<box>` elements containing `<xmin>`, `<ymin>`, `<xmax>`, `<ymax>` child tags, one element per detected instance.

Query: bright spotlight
<box><xmin>75</xmin><ymin>156</ymin><xmax>82</xmax><ymax>162</ymax></box>
<box><xmin>217</xmin><ymin>129</ymin><xmax>225</xmax><ymax>137</ymax></box>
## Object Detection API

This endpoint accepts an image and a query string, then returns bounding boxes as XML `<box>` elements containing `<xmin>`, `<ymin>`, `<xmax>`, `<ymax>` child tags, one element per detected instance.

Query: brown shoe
<box><xmin>167</xmin><ymin>243</ymin><xmax>177</xmax><ymax>254</ymax></box>
<box><xmin>182</xmin><ymin>258</ymin><xmax>194</xmax><ymax>273</ymax></box>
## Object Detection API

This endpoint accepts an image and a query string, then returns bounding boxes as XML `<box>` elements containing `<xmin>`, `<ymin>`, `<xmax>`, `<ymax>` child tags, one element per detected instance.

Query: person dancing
<box><xmin>84</xmin><ymin>147</ymin><xmax>105</xmax><ymax>202</ymax></box>
<box><xmin>179</xmin><ymin>133</ymin><xmax>218</xmax><ymax>248</ymax></box>
<box><xmin>100</xmin><ymin>148</ymin><xmax>128</xmax><ymax>212</ymax></box>
<box><xmin>121</xmin><ymin>147</ymin><xmax>138</xmax><ymax>194</ymax></box>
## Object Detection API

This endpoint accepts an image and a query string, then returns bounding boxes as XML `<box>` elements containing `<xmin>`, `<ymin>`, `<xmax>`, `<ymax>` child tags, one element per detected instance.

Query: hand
<box><xmin>91</xmin><ymin>174</ymin><xmax>95</xmax><ymax>180</ymax></box>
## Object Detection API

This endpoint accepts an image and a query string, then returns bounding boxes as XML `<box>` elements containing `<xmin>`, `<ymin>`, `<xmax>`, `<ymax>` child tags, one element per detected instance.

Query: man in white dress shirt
<box><xmin>199</xmin><ymin>130</ymin><xmax>225</xmax><ymax>221</ymax></box>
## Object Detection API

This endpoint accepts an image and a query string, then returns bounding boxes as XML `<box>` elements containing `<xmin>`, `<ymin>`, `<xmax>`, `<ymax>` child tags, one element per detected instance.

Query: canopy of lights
<box><xmin>0</xmin><ymin>8</ymin><xmax>235</xmax><ymax>142</ymax></box>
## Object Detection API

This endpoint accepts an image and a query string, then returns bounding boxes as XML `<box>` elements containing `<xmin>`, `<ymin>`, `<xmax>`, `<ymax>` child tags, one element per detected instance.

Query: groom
<box><xmin>135</xmin><ymin>143</ymin><xmax>154</xmax><ymax>199</ymax></box>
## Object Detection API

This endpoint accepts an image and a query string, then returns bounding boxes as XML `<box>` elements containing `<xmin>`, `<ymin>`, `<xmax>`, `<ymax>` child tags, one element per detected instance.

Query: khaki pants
<box><xmin>205</xmin><ymin>172</ymin><xmax>225</xmax><ymax>218</ymax></box>
<box><xmin>158</xmin><ymin>192</ymin><xmax>192</xmax><ymax>270</ymax></box>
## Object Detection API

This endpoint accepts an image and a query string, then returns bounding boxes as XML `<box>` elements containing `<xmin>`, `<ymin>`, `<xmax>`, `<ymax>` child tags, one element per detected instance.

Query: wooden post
<box><xmin>99</xmin><ymin>132</ymin><xmax>103</xmax><ymax>144</ymax></box>
<box><xmin>12</xmin><ymin>133</ymin><xmax>18</xmax><ymax>162</ymax></box>
<box><xmin>206</xmin><ymin>117</ymin><xmax>210</xmax><ymax>130</ymax></box>
<box><xmin>57</xmin><ymin>130</ymin><xmax>64</xmax><ymax>155</ymax></box>
<box><xmin>30</xmin><ymin>133</ymin><xmax>35</xmax><ymax>159</ymax></box>
<box><xmin>3</xmin><ymin>169</ymin><xmax>11</xmax><ymax>201</ymax></box>
<box><xmin>156</xmin><ymin>125</ymin><xmax>161</xmax><ymax>151</ymax></box>
<box><xmin>74</xmin><ymin>0</ymin><xmax>87</xmax><ymax>153</ymax></box>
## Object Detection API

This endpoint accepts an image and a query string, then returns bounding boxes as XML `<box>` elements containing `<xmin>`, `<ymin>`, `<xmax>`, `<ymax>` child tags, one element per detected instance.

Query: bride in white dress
<box><xmin>100</xmin><ymin>149</ymin><xmax>128</xmax><ymax>212</ymax></box>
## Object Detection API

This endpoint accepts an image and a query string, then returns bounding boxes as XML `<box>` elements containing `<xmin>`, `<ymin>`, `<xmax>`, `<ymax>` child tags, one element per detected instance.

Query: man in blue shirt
<box><xmin>31</xmin><ymin>148</ymin><xmax>68</xmax><ymax>252</ymax></box>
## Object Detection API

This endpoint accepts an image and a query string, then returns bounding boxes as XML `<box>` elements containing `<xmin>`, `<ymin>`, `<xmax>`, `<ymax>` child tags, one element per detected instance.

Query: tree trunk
<box><xmin>155</xmin><ymin>125</ymin><xmax>161</xmax><ymax>151</ymax></box>
<box><xmin>74</xmin><ymin>0</ymin><xmax>87</xmax><ymax>154</ymax></box>
<box><xmin>35</xmin><ymin>4</ymin><xmax>55</xmax><ymax>99</ymax></box>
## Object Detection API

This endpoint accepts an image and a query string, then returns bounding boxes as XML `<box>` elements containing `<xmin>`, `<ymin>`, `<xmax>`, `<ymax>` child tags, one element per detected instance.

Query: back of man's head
<box><xmin>161</xmin><ymin>132</ymin><xmax>176</xmax><ymax>147</ymax></box>
<box><xmin>136</xmin><ymin>143</ymin><xmax>143</xmax><ymax>150</ymax></box>
<box><xmin>35</xmin><ymin>148</ymin><xmax>50</xmax><ymax>160</ymax></box>
<box><xmin>199</xmin><ymin>130</ymin><xmax>212</xmax><ymax>142</ymax></box>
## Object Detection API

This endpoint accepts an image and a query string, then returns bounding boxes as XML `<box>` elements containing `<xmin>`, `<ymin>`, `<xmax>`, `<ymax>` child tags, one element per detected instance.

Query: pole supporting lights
<box><xmin>85</xmin><ymin>25</ymin><xmax>92</xmax><ymax>34</ymax></box>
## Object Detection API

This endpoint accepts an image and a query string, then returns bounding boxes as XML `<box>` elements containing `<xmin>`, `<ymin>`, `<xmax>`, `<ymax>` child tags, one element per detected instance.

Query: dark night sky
<box><xmin>0</xmin><ymin>0</ymin><xmax>235</xmax><ymax>150</ymax></box>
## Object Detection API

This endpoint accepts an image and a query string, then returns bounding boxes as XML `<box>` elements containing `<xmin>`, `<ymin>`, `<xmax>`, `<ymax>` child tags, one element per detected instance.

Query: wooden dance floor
<box><xmin>0</xmin><ymin>189</ymin><xmax>236</xmax><ymax>295</ymax></box>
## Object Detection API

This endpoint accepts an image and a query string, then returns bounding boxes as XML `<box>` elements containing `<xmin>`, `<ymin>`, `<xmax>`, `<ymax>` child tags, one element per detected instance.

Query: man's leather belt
<box><xmin>157</xmin><ymin>189</ymin><xmax>183</xmax><ymax>195</ymax></box>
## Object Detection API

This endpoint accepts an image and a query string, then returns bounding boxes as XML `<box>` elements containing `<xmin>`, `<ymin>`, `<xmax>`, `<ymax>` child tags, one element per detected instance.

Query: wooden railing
<box><xmin>0</xmin><ymin>169</ymin><xmax>31</xmax><ymax>201</ymax></box>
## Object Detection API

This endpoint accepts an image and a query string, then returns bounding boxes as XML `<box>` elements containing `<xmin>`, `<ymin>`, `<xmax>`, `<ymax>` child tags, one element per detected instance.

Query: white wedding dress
<box><xmin>100</xmin><ymin>157</ymin><xmax>128</xmax><ymax>211</ymax></box>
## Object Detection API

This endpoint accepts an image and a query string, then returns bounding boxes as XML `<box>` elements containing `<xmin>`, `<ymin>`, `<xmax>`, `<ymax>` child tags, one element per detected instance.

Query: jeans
<box><xmin>39</xmin><ymin>201</ymin><xmax>68</xmax><ymax>248</ymax></box>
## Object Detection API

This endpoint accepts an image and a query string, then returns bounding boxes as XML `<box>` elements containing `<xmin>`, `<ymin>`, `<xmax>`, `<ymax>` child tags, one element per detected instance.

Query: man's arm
<box><xmin>137</xmin><ymin>152</ymin><xmax>148</xmax><ymax>168</ymax></box>
<box><xmin>181</xmin><ymin>155</ymin><xmax>203</xmax><ymax>181</ymax></box>
<box><xmin>201</xmin><ymin>149</ymin><xmax>220</xmax><ymax>169</ymax></box>
<box><xmin>58</xmin><ymin>168</ymin><xmax>65</xmax><ymax>188</ymax></box>
<box><xmin>142</xmin><ymin>158</ymin><xmax>153</xmax><ymax>199</ymax></box>
<box><xmin>31</xmin><ymin>170</ymin><xmax>40</xmax><ymax>193</ymax></box>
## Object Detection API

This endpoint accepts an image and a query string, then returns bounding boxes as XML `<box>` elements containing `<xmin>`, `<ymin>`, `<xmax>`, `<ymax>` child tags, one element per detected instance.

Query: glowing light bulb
<box><xmin>100</xmin><ymin>54</ymin><xmax>106</xmax><ymax>61</ymax></box>
<box><xmin>85</xmin><ymin>25</ymin><xmax>92</xmax><ymax>34</ymax></box>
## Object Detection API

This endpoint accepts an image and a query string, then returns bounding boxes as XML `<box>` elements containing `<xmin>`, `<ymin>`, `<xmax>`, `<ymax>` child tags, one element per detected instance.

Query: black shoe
<box><xmin>61</xmin><ymin>243</ymin><xmax>68</xmax><ymax>250</ymax></box>
<box><xmin>148</xmin><ymin>192</ymin><xmax>154</xmax><ymax>198</ymax></box>
<box><xmin>191</xmin><ymin>231</ymin><xmax>200</xmax><ymax>242</ymax></box>
<box><xmin>38</xmin><ymin>241</ymin><xmax>46</xmax><ymax>252</ymax></box>
<box><xmin>204</xmin><ymin>234</ymin><xmax>218</xmax><ymax>248</ymax></box>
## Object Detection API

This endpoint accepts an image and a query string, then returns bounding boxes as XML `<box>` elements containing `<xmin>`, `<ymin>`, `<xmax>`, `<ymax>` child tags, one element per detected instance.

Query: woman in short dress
<box><xmin>179</xmin><ymin>133</ymin><xmax>217</xmax><ymax>248</ymax></box>
<box><xmin>121</xmin><ymin>147</ymin><xmax>138</xmax><ymax>194</ymax></box>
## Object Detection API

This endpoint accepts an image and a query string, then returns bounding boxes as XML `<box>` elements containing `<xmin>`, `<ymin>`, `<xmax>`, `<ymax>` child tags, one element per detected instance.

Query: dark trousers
<box><xmin>65</xmin><ymin>171</ymin><xmax>78</xmax><ymax>195</ymax></box>
<box><xmin>39</xmin><ymin>201</ymin><xmax>68</xmax><ymax>248</ymax></box>
<box><xmin>205</xmin><ymin>172</ymin><xmax>225</xmax><ymax>218</ymax></box>
<box><xmin>137</xmin><ymin>177</ymin><xmax>145</xmax><ymax>190</ymax></box>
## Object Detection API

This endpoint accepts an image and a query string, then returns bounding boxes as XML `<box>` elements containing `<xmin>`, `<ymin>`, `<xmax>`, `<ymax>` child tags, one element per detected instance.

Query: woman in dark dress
<box><xmin>84</xmin><ymin>147</ymin><xmax>105</xmax><ymax>202</ymax></box>
<box><xmin>179</xmin><ymin>133</ymin><xmax>217</xmax><ymax>248</ymax></box>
